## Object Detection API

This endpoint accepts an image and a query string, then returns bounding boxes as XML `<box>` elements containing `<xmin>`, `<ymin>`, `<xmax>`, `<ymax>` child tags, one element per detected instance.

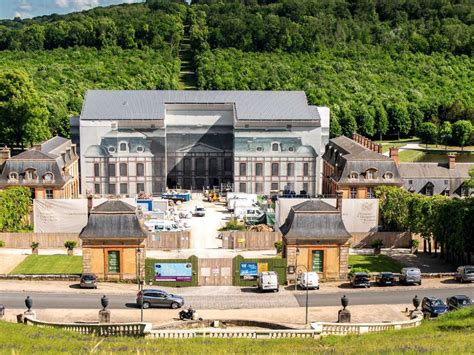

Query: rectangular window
<box><xmin>136</xmin><ymin>163</ymin><xmax>144</xmax><ymax>177</ymax></box>
<box><xmin>287</xmin><ymin>163</ymin><xmax>294</xmax><ymax>176</ymax></box>
<box><xmin>108</xmin><ymin>163</ymin><xmax>116</xmax><ymax>177</ymax></box>
<box><xmin>120</xmin><ymin>183</ymin><xmax>128</xmax><ymax>194</ymax></box>
<box><xmin>45</xmin><ymin>189</ymin><xmax>54</xmax><ymax>199</ymax></box>
<box><xmin>224</xmin><ymin>158</ymin><xmax>232</xmax><ymax>172</ymax></box>
<box><xmin>367</xmin><ymin>187</ymin><xmax>375</xmax><ymax>199</ymax></box>
<box><xmin>303</xmin><ymin>163</ymin><xmax>309</xmax><ymax>176</ymax></box>
<box><xmin>255</xmin><ymin>182</ymin><xmax>263</xmax><ymax>194</ymax></box>
<box><xmin>239</xmin><ymin>182</ymin><xmax>247</xmax><ymax>193</ymax></box>
<box><xmin>239</xmin><ymin>162</ymin><xmax>247</xmax><ymax>176</ymax></box>
<box><xmin>271</xmin><ymin>182</ymin><xmax>279</xmax><ymax>191</ymax></box>
<box><xmin>108</xmin><ymin>184</ymin><xmax>116</xmax><ymax>195</ymax></box>
<box><xmin>94</xmin><ymin>184</ymin><xmax>100</xmax><ymax>194</ymax></box>
<box><xmin>137</xmin><ymin>183</ymin><xmax>145</xmax><ymax>194</ymax></box>
<box><xmin>119</xmin><ymin>163</ymin><xmax>127</xmax><ymax>177</ymax></box>
<box><xmin>255</xmin><ymin>163</ymin><xmax>263</xmax><ymax>176</ymax></box>
<box><xmin>350</xmin><ymin>187</ymin><xmax>357</xmax><ymax>199</ymax></box>
<box><xmin>93</xmin><ymin>163</ymin><xmax>100</xmax><ymax>177</ymax></box>
<box><xmin>271</xmin><ymin>163</ymin><xmax>279</xmax><ymax>177</ymax></box>
<box><xmin>107</xmin><ymin>251</ymin><xmax>120</xmax><ymax>273</ymax></box>
<box><xmin>312</xmin><ymin>250</ymin><xmax>324</xmax><ymax>272</ymax></box>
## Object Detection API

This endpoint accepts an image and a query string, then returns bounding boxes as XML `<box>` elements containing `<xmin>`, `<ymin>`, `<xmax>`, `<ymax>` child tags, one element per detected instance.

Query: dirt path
<box><xmin>0</xmin><ymin>255</ymin><xmax>27</xmax><ymax>274</ymax></box>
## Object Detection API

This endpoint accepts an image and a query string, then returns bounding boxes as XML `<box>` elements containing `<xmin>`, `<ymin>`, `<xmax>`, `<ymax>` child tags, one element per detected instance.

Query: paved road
<box><xmin>1</xmin><ymin>286</ymin><xmax>472</xmax><ymax>310</ymax></box>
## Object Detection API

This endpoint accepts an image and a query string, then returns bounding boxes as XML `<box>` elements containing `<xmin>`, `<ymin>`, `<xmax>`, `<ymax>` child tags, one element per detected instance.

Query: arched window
<box><xmin>24</xmin><ymin>169</ymin><xmax>37</xmax><ymax>181</ymax></box>
<box><xmin>119</xmin><ymin>142</ymin><xmax>127</xmax><ymax>152</ymax></box>
<box><xmin>365</xmin><ymin>169</ymin><xmax>377</xmax><ymax>180</ymax></box>
<box><xmin>8</xmin><ymin>172</ymin><xmax>18</xmax><ymax>181</ymax></box>
<box><xmin>384</xmin><ymin>172</ymin><xmax>394</xmax><ymax>180</ymax></box>
<box><xmin>43</xmin><ymin>172</ymin><xmax>54</xmax><ymax>182</ymax></box>
<box><xmin>271</xmin><ymin>142</ymin><xmax>280</xmax><ymax>152</ymax></box>
<box><xmin>349</xmin><ymin>172</ymin><xmax>358</xmax><ymax>179</ymax></box>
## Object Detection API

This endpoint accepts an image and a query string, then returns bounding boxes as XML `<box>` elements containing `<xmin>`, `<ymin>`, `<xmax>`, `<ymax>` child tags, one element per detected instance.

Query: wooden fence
<box><xmin>221</xmin><ymin>231</ymin><xmax>281</xmax><ymax>250</ymax></box>
<box><xmin>350</xmin><ymin>232</ymin><xmax>412</xmax><ymax>248</ymax></box>
<box><xmin>0</xmin><ymin>231</ymin><xmax>191</xmax><ymax>250</ymax></box>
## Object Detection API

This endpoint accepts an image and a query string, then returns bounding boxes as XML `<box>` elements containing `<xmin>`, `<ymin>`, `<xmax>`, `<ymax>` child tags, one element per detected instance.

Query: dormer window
<box><xmin>119</xmin><ymin>142</ymin><xmax>128</xmax><ymax>152</ymax></box>
<box><xmin>108</xmin><ymin>146</ymin><xmax>116</xmax><ymax>153</ymax></box>
<box><xmin>365</xmin><ymin>169</ymin><xmax>377</xmax><ymax>180</ymax></box>
<box><xmin>349</xmin><ymin>172</ymin><xmax>358</xmax><ymax>180</ymax></box>
<box><xmin>256</xmin><ymin>146</ymin><xmax>263</xmax><ymax>152</ymax></box>
<box><xmin>24</xmin><ymin>169</ymin><xmax>37</xmax><ymax>181</ymax></box>
<box><xmin>383</xmin><ymin>172</ymin><xmax>393</xmax><ymax>180</ymax></box>
<box><xmin>8</xmin><ymin>172</ymin><xmax>18</xmax><ymax>182</ymax></box>
<box><xmin>136</xmin><ymin>145</ymin><xmax>144</xmax><ymax>153</ymax></box>
<box><xmin>271</xmin><ymin>142</ymin><xmax>280</xmax><ymax>152</ymax></box>
<box><xmin>288</xmin><ymin>146</ymin><xmax>295</xmax><ymax>152</ymax></box>
<box><xmin>43</xmin><ymin>172</ymin><xmax>54</xmax><ymax>182</ymax></box>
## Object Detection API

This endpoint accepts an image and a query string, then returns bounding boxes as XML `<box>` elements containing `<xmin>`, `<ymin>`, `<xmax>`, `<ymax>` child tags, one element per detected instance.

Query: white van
<box><xmin>258</xmin><ymin>271</ymin><xmax>279</xmax><ymax>292</ymax></box>
<box><xmin>297</xmin><ymin>272</ymin><xmax>320</xmax><ymax>290</ymax></box>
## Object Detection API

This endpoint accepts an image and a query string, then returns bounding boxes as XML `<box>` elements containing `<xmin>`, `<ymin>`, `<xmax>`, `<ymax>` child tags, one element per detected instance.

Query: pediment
<box><xmin>176</xmin><ymin>142</ymin><xmax>224</xmax><ymax>153</ymax></box>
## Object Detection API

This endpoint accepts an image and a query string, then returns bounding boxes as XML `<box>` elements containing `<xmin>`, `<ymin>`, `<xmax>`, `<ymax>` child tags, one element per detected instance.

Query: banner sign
<box><xmin>240</xmin><ymin>262</ymin><xmax>258</xmax><ymax>280</ymax></box>
<box><xmin>155</xmin><ymin>263</ymin><xmax>192</xmax><ymax>282</ymax></box>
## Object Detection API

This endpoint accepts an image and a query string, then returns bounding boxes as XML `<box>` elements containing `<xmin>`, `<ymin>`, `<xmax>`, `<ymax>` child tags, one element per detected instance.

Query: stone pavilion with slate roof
<box><xmin>80</xmin><ymin>199</ymin><xmax>147</xmax><ymax>281</ymax></box>
<box><xmin>281</xmin><ymin>191</ymin><xmax>351</xmax><ymax>280</ymax></box>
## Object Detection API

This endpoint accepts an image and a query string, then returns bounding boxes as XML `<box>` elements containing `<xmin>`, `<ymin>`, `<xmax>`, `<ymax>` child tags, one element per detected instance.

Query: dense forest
<box><xmin>0</xmin><ymin>0</ymin><xmax>472</xmax><ymax>146</ymax></box>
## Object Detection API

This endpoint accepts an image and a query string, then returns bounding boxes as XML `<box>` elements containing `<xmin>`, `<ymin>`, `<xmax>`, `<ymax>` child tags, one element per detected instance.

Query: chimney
<box><xmin>389</xmin><ymin>147</ymin><xmax>399</xmax><ymax>166</ymax></box>
<box><xmin>87</xmin><ymin>195</ymin><xmax>93</xmax><ymax>216</ymax></box>
<box><xmin>448</xmin><ymin>153</ymin><xmax>456</xmax><ymax>169</ymax></box>
<box><xmin>0</xmin><ymin>146</ymin><xmax>11</xmax><ymax>166</ymax></box>
<box><xmin>336</xmin><ymin>190</ymin><xmax>343</xmax><ymax>212</ymax></box>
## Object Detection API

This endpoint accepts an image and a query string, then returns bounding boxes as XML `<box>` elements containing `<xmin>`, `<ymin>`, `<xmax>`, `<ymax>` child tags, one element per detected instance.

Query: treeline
<box><xmin>376</xmin><ymin>186</ymin><xmax>474</xmax><ymax>265</ymax></box>
<box><xmin>195</xmin><ymin>48</ymin><xmax>474</xmax><ymax>141</ymax></box>
<box><xmin>0</xmin><ymin>48</ymin><xmax>180</xmax><ymax>143</ymax></box>
<box><xmin>192</xmin><ymin>0</ymin><xmax>473</xmax><ymax>55</ymax></box>
<box><xmin>0</xmin><ymin>2</ymin><xmax>186</xmax><ymax>54</ymax></box>
<box><xmin>0</xmin><ymin>187</ymin><xmax>31</xmax><ymax>232</ymax></box>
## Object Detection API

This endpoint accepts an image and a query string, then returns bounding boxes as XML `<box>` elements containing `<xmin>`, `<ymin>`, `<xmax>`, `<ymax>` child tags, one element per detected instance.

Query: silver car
<box><xmin>136</xmin><ymin>289</ymin><xmax>184</xmax><ymax>309</ymax></box>
<box><xmin>454</xmin><ymin>266</ymin><xmax>474</xmax><ymax>283</ymax></box>
<box><xmin>399</xmin><ymin>267</ymin><xmax>422</xmax><ymax>285</ymax></box>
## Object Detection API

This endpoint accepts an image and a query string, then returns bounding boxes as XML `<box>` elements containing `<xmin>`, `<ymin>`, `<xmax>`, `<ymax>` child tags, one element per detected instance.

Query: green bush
<box><xmin>219</xmin><ymin>218</ymin><xmax>246</xmax><ymax>231</ymax></box>
<box><xmin>30</xmin><ymin>242</ymin><xmax>39</xmax><ymax>249</ymax></box>
<box><xmin>64</xmin><ymin>240</ymin><xmax>77</xmax><ymax>250</ymax></box>
<box><xmin>0</xmin><ymin>240</ymin><xmax>5</xmax><ymax>247</ymax></box>
<box><xmin>410</xmin><ymin>239</ymin><xmax>420</xmax><ymax>248</ymax></box>
<box><xmin>371</xmin><ymin>239</ymin><xmax>384</xmax><ymax>249</ymax></box>
<box><xmin>274</xmin><ymin>241</ymin><xmax>282</xmax><ymax>254</ymax></box>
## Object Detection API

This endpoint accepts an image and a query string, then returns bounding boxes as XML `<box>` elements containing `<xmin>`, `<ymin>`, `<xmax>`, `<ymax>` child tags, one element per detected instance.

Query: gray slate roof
<box><xmin>399</xmin><ymin>162</ymin><xmax>473</xmax><ymax>196</ymax></box>
<box><xmin>323</xmin><ymin>136</ymin><xmax>403</xmax><ymax>185</ymax></box>
<box><xmin>80</xmin><ymin>90</ymin><xmax>320</xmax><ymax>121</ymax></box>
<box><xmin>280</xmin><ymin>200</ymin><xmax>351</xmax><ymax>245</ymax></box>
<box><xmin>0</xmin><ymin>136</ymin><xmax>78</xmax><ymax>186</ymax></box>
<box><xmin>80</xmin><ymin>200</ymin><xmax>148</xmax><ymax>239</ymax></box>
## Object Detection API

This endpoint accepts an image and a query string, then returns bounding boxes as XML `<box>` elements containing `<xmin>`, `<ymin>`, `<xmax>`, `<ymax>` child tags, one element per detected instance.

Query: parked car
<box><xmin>80</xmin><ymin>273</ymin><xmax>97</xmax><ymax>289</ymax></box>
<box><xmin>349</xmin><ymin>272</ymin><xmax>371</xmax><ymax>288</ymax></box>
<box><xmin>446</xmin><ymin>295</ymin><xmax>473</xmax><ymax>311</ymax></box>
<box><xmin>399</xmin><ymin>267</ymin><xmax>422</xmax><ymax>285</ymax></box>
<box><xmin>454</xmin><ymin>266</ymin><xmax>474</xmax><ymax>283</ymax></box>
<box><xmin>144</xmin><ymin>219</ymin><xmax>183</xmax><ymax>232</ymax></box>
<box><xmin>296</xmin><ymin>272</ymin><xmax>320</xmax><ymax>290</ymax></box>
<box><xmin>375</xmin><ymin>272</ymin><xmax>395</xmax><ymax>286</ymax></box>
<box><xmin>194</xmin><ymin>206</ymin><xmax>206</xmax><ymax>217</ymax></box>
<box><xmin>136</xmin><ymin>289</ymin><xmax>184</xmax><ymax>309</ymax></box>
<box><xmin>258</xmin><ymin>271</ymin><xmax>279</xmax><ymax>292</ymax></box>
<box><xmin>422</xmin><ymin>296</ymin><xmax>448</xmax><ymax>317</ymax></box>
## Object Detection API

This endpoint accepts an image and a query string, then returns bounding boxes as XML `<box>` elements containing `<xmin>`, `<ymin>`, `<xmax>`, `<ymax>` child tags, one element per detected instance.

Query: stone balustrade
<box><xmin>23</xmin><ymin>317</ymin><xmax>152</xmax><ymax>336</ymax></box>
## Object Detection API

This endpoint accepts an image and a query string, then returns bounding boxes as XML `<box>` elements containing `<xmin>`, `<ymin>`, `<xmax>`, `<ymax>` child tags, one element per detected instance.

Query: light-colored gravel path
<box><xmin>0</xmin><ymin>255</ymin><xmax>27</xmax><ymax>274</ymax></box>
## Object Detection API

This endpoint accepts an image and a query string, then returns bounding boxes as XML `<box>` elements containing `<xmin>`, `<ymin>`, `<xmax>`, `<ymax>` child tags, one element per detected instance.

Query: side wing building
<box><xmin>78</xmin><ymin>90</ymin><xmax>329</xmax><ymax>197</ymax></box>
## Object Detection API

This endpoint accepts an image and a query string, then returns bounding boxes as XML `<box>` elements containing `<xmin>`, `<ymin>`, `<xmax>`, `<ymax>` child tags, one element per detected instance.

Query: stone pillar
<box><xmin>339</xmin><ymin>245</ymin><xmax>349</xmax><ymax>280</ymax></box>
<box><xmin>82</xmin><ymin>247</ymin><xmax>92</xmax><ymax>274</ymax></box>
<box><xmin>338</xmin><ymin>309</ymin><xmax>351</xmax><ymax>323</ymax></box>
<box><xmin>99</xmin><ymin>309</ymin><xmax>111</xmax><ymax>323</ymax></box>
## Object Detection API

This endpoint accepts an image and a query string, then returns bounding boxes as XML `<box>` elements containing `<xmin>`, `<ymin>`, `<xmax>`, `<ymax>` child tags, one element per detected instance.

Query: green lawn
<box><xmin>398</xmin><ymin>149</ymin><xmax>425</xmax><ymax>162</ymax></box>
<box><xmin>10</xmin><ymin>255</ymin><xmax>82</xmax><ymax>275</ymax></box>
<box><xmin>1</xmin><ymin>308</ymin><xmax>473</xmax><ymax>353</ymax></box>
<box><xmin>349</xmin><ymin>255</ymin><xmax>404</xmax><ymax>273</ymax></box>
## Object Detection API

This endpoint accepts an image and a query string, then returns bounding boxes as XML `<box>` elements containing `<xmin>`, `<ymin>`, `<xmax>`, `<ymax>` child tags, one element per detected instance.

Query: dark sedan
<box><xmin>136</xmin><ymin>289</ymin><xmax>184</xmax><ymax>309</ymax></box>
<box><xmin>349</xmin><ymin>272</ymin><xmax>371</xmax><ymax>288</ymax></box>
<box><xmin>446</xmin><ymin>295</ymin><xmax>473</xmax><ymax>311</ymax></box>
<box><xmin>375</xmin><ymin>272</ymin><xmax>395</xmax><ymax>286</ymax></box>
<box><xmin>422</xmin><ymin>296</ymin><xmax>448</xmax><ymax>317</ymax></box>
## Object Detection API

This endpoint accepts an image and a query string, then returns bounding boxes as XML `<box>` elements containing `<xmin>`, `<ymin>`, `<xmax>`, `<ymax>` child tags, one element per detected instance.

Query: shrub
<box><xmin>274</xmin><ymin>241</ymin><xmax>282</xmax><ymax>253</ymax></box>
<box><xmin>30</xmin><ymin>242</ymin><xmax>39</xmax><ymax>249</ymax></box>
<box><xmin>410</xmin><ymin>239</ymin><xmax>420</xmax><ymax>248</ymax></box>
<box><xmin>64</xmin><ymin>240</ymin><xmax>77</xmax><ymax>250</ymax></box>
<box><xmin>0</xmin><ymin>240</ymin><xmax>5</xmax><ymax>247</ymax></box>
<box><xmin>218</xmin><ymin>218</ymin><xmax>246</xmax><ymax>231</ymax></box>
<box><xmin>371</xmin><ymin>239</ymin><xmax>384</xmax><ymax>249</ymax></box>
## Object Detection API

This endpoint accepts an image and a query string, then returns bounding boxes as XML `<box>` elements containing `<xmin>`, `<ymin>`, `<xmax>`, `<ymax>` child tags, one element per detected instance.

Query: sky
<box><xmin>0</xmin><ymin>0</ymin><xmax>145</xmax><ymax>19</ymax></box>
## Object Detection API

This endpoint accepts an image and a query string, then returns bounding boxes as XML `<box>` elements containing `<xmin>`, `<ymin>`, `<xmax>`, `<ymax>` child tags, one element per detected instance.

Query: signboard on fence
<box><xmin>154</xmin><ymin>263</ymin><xmax>192</xmax><ymax>282</ymax></box>
<box><xmin>240</xmin><ymin>262</ymin><xmax>258</xmax><ymax>280</ymax></box>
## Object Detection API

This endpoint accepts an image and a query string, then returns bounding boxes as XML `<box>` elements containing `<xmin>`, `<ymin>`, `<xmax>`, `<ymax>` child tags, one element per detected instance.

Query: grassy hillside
<box><xmin>1</xmin><ymin>307</ymin><xmax>473</xmax><ymax>353</ymax></box>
